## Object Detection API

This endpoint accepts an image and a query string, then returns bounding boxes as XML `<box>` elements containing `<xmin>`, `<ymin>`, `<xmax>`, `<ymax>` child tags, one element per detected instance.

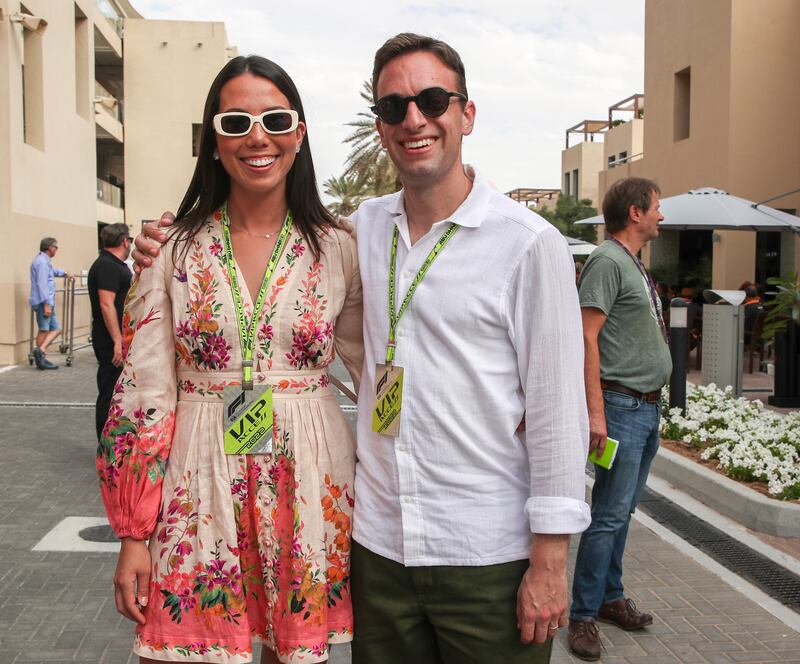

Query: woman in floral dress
<box><xmin>96</xmin><ymin>56</ymin><xmax>362</xmax><ymax>664</ymax></box>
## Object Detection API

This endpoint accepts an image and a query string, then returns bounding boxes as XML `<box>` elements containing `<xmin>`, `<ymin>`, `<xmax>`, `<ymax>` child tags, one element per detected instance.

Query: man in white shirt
<box><xmin>133</xmin><ymin>33</ymin><xmax>590</xmax><ymax>663</ymax></box>
<box><xmin>348</xmin><ymin>33</ymin><xmax>590</xmax><ymax>664</ymax></box>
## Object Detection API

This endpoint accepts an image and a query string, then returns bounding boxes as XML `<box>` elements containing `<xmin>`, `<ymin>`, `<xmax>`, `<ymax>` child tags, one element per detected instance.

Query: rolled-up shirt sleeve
<box><xmin>507</xmin><ymin>225</ymin><xmax>591</xmax><ymax>534</ymax></box>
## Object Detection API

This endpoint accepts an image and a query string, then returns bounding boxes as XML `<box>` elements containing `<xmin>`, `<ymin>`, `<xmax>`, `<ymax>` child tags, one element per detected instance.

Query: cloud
<box><xmin>132</xmin><ymin>0</ymin><xmax>643</xmax><ymax>195</ymax></box>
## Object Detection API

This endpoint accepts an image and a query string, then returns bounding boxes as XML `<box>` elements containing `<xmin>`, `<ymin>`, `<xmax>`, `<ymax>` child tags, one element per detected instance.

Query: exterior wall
<box><xmin>712</xmin><ymin>230</ymin><xmax>755</xmax><ymax>290</ymax></box>
<box><xmin>596</xmin><ymin>0</ymin><xmax>800</xmax><ymax>287</ymax></box>
<box><xmin>603</xmin><ymin>118</ymin><xmax>644</xmax><ymax>167</ymax></box>
<box><xmin>640</xmin><ymin>0</ymin><xmax>734</xmax><ymax>198</ymax></box>
<box><xmin>123</xmin><ymin>19</ymin><xmax>231</xmax><ymax>231</ymax></box>
<box><xmin>0</xmin><ymin>3</ymin><xmax>233</xmax><ymax>365</ymax></box>
<box><xmin>561</xmin><ymin>141</ymin><xmax>604</xmax><ymax>206</ymax></box>
<box><xmin>780</xmin><ymin>231</ymin><xmax>798</xmax><ymax>280</ymax></box>
<box><xmin>0</xmin><ymin>0</ymin><xmax>117</xmax><ymax>364</ymax></box>
<box><xmin>726</xmin><ymin>0</ymin><xmax>800</xmax><ymax>216</ymax></box>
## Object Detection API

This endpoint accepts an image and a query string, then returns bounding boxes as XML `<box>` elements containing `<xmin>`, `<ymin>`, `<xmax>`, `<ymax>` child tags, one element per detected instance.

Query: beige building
<box><xmin>562</xmin><ymin>95</ymin><xmax>645</xmax><ymax>209</ymax></box>
<box><xmin>124</xmin><ymin>18</ymin><xmax>234</xmax><ymax>229</ymax></box>
<box><xmin>595</xmin><ymin>0</ymin><xmax>800</xmax><ymax>288</ymax></box>
<box><xmin>562</xmin><ymin>130</ymin><xmax>604</xmax><ymax>205</ymax></box>
<box><xmin>0</xmin><ymin>0</ymin><xmax>232</xmax><ymax>364</ymax></box>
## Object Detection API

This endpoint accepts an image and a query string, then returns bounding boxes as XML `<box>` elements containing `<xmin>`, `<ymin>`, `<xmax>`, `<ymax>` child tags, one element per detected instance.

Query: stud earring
<box><xmin>295</xmin><ymin>144</ymin><xmax>302</xmax><ymax>154</ymax></box>
<box><xmin>213</xmin><ymin>150</ymin><xmax>219</xmax><ymax>160</ymax></box>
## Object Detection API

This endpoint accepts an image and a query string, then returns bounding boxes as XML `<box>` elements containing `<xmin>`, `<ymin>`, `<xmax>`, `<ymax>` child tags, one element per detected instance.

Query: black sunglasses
<box><xmin>371</xmin><ymin>86</ymin><xmax>467</xmax><ymax>125</ymax></box>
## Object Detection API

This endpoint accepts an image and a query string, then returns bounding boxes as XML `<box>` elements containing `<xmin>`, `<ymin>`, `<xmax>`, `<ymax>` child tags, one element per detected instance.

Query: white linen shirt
<box><xmin>351</xmin><ymin>168</ymin><xmax>590</xmax><ymax>567</ymax></box>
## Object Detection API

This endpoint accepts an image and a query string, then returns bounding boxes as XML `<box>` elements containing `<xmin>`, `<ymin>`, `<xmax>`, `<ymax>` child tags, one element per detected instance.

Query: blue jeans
<box><xmin>34</xmin><ymin>303</ymin><xmax>61</xmax><ymax>331</ymax></box>
<box><xmin>570</xmin><ymin>389</ymin><xmax>661</xmax><ymax>621</ymax></box>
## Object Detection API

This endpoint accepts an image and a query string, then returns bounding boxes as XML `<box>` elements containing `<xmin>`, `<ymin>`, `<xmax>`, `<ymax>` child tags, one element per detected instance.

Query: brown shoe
<box><xmin>568</xmin><ymin>619</ymin><xmax>601</xmax><ymax>661</ymax></box>
<box><xmin>597</xmin><ymin>597</ymin><xmax>653</xmax><ymax>631</ymax></box>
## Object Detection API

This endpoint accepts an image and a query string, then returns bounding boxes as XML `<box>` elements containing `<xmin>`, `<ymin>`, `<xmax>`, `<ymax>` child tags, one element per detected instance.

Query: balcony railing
<box><xmin>97</xmin><ymin>178</ymin><xmax>123</xmax><ymax>207</ymax></box>
<box><xmin>606</xmin><ymin>152</ymin><xmax>643</xmax><ymax>169</ymax></box>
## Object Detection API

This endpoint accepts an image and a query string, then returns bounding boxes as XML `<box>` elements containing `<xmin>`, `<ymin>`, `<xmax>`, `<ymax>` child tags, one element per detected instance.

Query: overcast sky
<box><xmin>133</xmin><ymin>1</ymin><xmax>644</xmax><ymax>195</ymax></box>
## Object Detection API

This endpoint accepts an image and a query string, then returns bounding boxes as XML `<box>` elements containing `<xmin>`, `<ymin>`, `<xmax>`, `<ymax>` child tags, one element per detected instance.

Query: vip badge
<box><xmin>372</xmin><ymin>364</ymin><xmax>404</xmax><ymax>436</ymax></box>
<box><xmin>223</xmin><ymin>385</ymin><xmax>273</xmax><ymax>455</ymax></box>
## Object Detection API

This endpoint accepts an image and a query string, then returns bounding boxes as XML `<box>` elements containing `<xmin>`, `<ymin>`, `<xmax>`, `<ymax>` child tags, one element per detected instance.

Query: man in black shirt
<box><xmin>88</xmin><ymin>223</ymin><xmax>133</xmax><ymax>439</ymax></box>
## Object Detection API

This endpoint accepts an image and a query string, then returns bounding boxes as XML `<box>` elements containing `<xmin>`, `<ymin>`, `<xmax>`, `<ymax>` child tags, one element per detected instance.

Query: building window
<box><xmin>608</xmin><ymin>155</ymin><xmax>615</xmax><ymax>169</ymax></box>
<box><xmin>572</xmin><ymin>169</ymin><xmax>579</xmax><ymax>200</ymax></box>
<box><xmin>192</xmin><ymin>123</ymin><xmax>203</xmax><ymax>157</ymax></box>
<box><xmin>674</xmin><ymin>67</ymin><xmax>691</xmax><ymax>141</ymax></box>
<box><xmin>619</xmin><ymin>150</ymin><xmax>628</xmax><ymax>164</ymax></box>
<box><xmin>75</xmin><ymin>4</ymin><xmax>89</xmax><ymax>118</ymax></box>
<box><xmin>564</xmin><ymin>172</ymin><xmax>571</xmax><ymax>197</ymax></box>
<box><xmin>20</xmin><ymin>3</ymin><xmax>45</xmax><ymax>148</ymax></box>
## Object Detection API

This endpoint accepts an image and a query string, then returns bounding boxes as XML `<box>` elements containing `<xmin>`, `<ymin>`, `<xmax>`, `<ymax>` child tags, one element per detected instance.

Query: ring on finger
<box><xmin>548</xmin><ymin>624</ymin><xmax>559</xmax><ymax>630</ymax></box>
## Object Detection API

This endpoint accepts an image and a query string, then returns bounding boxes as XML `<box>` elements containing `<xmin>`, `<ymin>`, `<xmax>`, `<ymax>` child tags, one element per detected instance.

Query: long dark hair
<box><xmin>173</xmin><ymin>55</ymin><xmax>333</xmax><ymax>260</ymax></box>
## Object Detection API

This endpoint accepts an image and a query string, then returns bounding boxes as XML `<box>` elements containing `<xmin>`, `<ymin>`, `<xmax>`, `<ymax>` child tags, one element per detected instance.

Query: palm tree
<box><xmin>343</xmin><ymin>81</ymin><xmax>399</xmax><ymax>197</ymax></box>
<box><xmin>323</xmin><ymin>174</ymin><xmax>366</xmax><ymax>218</ymax></box>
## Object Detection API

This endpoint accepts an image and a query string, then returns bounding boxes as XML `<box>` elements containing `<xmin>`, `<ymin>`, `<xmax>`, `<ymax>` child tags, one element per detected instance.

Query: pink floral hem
<box><xmin>133</xmin><ymin>627</ymin><xmax>352</xmax><ymax>664</ymax></box>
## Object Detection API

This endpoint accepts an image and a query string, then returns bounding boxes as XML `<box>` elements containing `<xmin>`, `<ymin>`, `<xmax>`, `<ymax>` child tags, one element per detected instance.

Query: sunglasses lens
<box><xmin>417</xmin><ymin>88</ymin><xmax>451</xmax><ymax>117</ymax></box>
<box><xmin>375</xmin><ymin>96</ymin><xmax>407</xmax><ymax>124</ymax></box>
<box><xmin>219</xmin><ymin>114</ymin><xmax>252</xmax><ymax>135</ymax></box>
<box><xmin>262</xmin><ymin>111</ymin><xmax>295</xmax><ymax>133</ymax></box>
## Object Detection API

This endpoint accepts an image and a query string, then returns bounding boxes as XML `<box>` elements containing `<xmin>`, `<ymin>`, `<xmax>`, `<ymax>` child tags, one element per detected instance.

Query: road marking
<box><xmin>33</xmin><ymin>516</ymin><xmax>120</xmax><ymax>553</ymax></box>
<box><xmin>0</xmin><ymin>401</ymin><xmax>94</xmax><ymax>408</ymax></box>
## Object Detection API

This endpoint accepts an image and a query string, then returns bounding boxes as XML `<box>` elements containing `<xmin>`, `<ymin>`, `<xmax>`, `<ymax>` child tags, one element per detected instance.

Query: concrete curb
<box><xmin>651</xmin><ymin>446</ymin><xmax>800</xmax><ymax>538</ymax></box>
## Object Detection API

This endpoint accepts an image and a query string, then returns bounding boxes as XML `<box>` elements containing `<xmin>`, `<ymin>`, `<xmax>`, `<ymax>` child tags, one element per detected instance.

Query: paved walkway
<box><xmin>0</xmin><ymin>349</ymin><xmax>798</xmax><ymax>663</ymax></box>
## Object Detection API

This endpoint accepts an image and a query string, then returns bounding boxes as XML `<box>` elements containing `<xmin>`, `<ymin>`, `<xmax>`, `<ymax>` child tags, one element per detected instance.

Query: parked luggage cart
<box><xmin>28</xmin><ymin>277</ymin><xmax>91</xmax><ymax>367</ymax></box>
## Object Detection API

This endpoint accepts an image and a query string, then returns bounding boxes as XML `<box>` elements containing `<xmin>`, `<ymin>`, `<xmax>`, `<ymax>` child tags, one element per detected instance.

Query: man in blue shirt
<box><xmin>29</xmin><ymin>237</ymin><xmax>72</xmax><ymax>370</ymax></box>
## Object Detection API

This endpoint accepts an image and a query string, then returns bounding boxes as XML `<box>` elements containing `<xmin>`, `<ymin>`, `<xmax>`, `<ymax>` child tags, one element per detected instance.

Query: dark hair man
<box><xmin>29</xmin><ymin>237</ymin><xmax>73</xmax><ymax>370</ymax></box>
<box><xmin>346</xmin><ymin>33</ymin><xmax>588</xmax><ymax>664</ymax></box>
<box><xmin>88</xmin><ymin>223</ymin><xmax>133</xmax><ymax>439</ymax></box>
<box><xmin>132</xmin><ymin>33</ymin><xmax>590</xmax><ymax>664</ymax></box>
<box><xmin>568</xmin><ymin>177</ymin><xmax>671</xmax><ymax>660</ymax></box>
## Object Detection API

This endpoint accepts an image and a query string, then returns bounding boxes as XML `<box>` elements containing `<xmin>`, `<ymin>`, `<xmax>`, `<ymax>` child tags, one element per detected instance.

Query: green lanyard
<box><xmin>386</xmin><ymin>223</ymin><xmax>459</xmax><ymax>363</ymax></box>
<box><xmin>220</xmin><ymin>202</ymin><xmax>293</xmax><ymax>389</ymax></box>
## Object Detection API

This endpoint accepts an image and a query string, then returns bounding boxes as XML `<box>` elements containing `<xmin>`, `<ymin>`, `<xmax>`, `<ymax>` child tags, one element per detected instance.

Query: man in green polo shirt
<box><xmin>568</xmin><ymin>177</ymin><xmax>672</xmax><ymax>661</ymax></box>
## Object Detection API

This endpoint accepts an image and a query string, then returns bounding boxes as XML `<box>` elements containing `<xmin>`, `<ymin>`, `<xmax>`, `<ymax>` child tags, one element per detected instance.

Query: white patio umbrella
<box><xmin>565</xmin><ymin>235</ymin><xmax>597</xmax><ymax>256</ymax></box>
<box><xmin>575</xmin><ymin>187</ymin><xmax>800</xmax><ymax>231</ymax></box>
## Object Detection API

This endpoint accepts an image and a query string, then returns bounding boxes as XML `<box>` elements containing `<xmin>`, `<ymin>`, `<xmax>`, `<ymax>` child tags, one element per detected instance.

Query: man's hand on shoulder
<box><xmin>131</xmin><ymin>211</ymin><xmax>174</xmax><ymax>274</ymax></box>
<box><xmin>516</xmin><ymin>534</ymin><xmax>569</xmax><ymax>644</ymax></box>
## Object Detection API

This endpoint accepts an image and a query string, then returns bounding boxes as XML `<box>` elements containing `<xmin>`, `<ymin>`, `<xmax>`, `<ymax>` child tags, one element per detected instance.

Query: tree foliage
<box><xmin>763</xmin><ymin>272</ymin><xmax>800</xmax><ymax>340</ymax></box>
<box><xmin>537</xmin><ymin>195</ymin><xmax>598</xmax><ymax>242</ymax></box>
<box><xmin>322</xmin><ymin>174</ymin><xmax>365</xmax><ymax>218</ymax></box>
<box><xmin>324</xmin><ymin>81</ymin><xmax>401</xmax><ymax>217</ymax></box>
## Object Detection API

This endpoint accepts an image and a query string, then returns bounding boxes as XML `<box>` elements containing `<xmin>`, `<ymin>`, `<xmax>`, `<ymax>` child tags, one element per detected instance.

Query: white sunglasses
<box><xmin>213</xmin><ymin>109</ymin><xmax>299</xmax><ymax>136</ymax></box>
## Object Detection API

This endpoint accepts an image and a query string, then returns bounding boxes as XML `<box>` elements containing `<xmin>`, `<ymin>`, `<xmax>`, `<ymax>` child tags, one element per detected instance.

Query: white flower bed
<box><xmin>660</xmin><ymin>383</ymin><xmax>800</xmax><ymax>500</ymax></box>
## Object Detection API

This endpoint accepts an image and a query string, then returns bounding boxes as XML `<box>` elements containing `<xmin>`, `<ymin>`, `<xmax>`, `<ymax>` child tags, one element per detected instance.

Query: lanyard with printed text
<box><xmin>385</xmin><ymin>223</ymin><xmax>459</xmax><ymax>363</ymax></box>
<box><xmin>609</xmin><ymin>237</ymin><xmax>668</xmax><ymax>344</ymax></box>
<box><xmin>221</xmin><ymin>202</ymin><xmax>293</xmax><ymax>389</ymax></box>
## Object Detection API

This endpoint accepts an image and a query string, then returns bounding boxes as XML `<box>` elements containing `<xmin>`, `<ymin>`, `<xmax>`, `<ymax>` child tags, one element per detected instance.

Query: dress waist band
<box><xmin>176</xmin><ymin>368</ymin><xmax>333</xmax><ymax>402</ymax></box>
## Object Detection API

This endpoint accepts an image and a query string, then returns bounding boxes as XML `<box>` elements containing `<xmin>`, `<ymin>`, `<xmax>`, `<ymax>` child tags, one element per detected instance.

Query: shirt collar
<box><xmin>102</xmin><ymin>249</ymin><xmax>126</xmax><ymax>265</ymax></box>
<box><xmin>381</xmin><ymin>165</ymin><xmax>492</xmax><ymax>230</ymax></box>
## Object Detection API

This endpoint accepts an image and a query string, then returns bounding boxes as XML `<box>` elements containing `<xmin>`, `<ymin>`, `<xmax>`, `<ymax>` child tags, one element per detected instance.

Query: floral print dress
<box><xmin>96</xmin><ymin>211</ymin><xmax>363</xmax><ymax>664</ymax></box>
